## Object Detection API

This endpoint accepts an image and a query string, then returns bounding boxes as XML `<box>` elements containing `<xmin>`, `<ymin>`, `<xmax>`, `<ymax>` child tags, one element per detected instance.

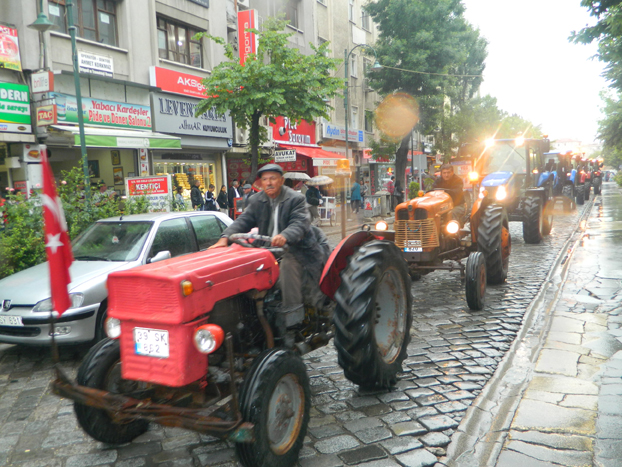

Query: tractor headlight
<box><xmin>375</xmin><ymin>220</ymin><xmax>388</xmax><ymax>231</ymax></box>
<box><xmin>446</xmin><ymin>220</ymin><xmax>460</xmax><ymax>235</ymax></box>
<box><xmin>495</xmin><ymin>186</ymin><xmax>507</xmax><ymax>201</ymax></box>
<box><xmin>479</xmin><ymin>187</ymin><xmax>488</xmax><ymax>199</ymax></box>
<box><xmin>105</xmin><ymin>317</ymin><xmax>122</xmax><ymax>339</ymax></box>
<box><xmin>193</xmin><ymin>324</ymin><xmax>225</xmax><ymax>354</ymax></box>
<box><xmin>468</xmin><ymin>171</ymin><xmax>479</xmax><ymax>182</ymax></box>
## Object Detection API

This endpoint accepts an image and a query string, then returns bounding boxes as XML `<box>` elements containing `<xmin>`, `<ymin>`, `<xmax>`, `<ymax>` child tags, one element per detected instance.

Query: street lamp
<box><xmin>343</xmin><ymin>45</ymin><xmax>382</xmax><ymax>238</ymax></box>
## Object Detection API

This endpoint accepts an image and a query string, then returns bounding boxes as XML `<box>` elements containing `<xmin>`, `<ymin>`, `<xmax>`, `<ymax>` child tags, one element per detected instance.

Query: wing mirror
<box><xmin>148</xmin><ymin>250</ymin><xmax>172</xmax><ymax>263</ymax></box>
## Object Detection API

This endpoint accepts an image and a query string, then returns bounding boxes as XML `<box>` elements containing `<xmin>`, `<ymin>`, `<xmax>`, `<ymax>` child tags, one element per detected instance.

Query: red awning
<box><xmin>279</xmin><ymin>144</ymin><xmax>344</xmax><ymax>159</ymax></box>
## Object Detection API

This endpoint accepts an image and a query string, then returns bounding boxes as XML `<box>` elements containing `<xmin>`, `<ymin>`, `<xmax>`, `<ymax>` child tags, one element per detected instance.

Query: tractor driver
<box><xmin>209</xmin><ymin>164</ymin><xmax>328</xmax><ymax>325</ymax></box>
<box><xmin>432</xmin><ymin>164</ymin><xmax>466</xmax><ymax>222</ymax></box>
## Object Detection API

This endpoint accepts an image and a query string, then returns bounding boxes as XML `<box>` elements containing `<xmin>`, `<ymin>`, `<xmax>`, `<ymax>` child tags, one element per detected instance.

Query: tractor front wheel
<box><xmin>477</xmin><ymin>205</ymin><xmax>510</xmax><ymax>285</ymax></box>
<box><xmin>74</xmin><ymin>339</ymin><xmax>149</xmax><ymax>444</ymax></box>
<box><xmin>465</xmin><ymin>252</ymin><xmax>486</xmax><ymax>310</ymax></box>
<box><xmin>523</xmin><ymin>197</ymin><xmax>544</xmax><ymax>244</ymax></box>
<box><xmin>585</xmin><ymin>182</ymin><xmax>591</xmax><ymax>200</ymax></box>
<box><xmin>236</xmin><ymin>349</ymin><xmax>310</xmax><ymax>467</ymax></box>
<box><xmin>334</xmin><ymin>241</ymin><xmax>412</xmax><ymax>389</ymax></box>
<box><xmin>576</xmin><ymin>185</ymin><xmax>585</xmax><ymax>205</ymax></box>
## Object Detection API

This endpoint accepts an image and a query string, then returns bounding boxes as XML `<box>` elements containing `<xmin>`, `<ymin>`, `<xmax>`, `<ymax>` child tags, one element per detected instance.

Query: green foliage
<box><xmin>195</xmin><ymin>17</ymin><xmax>343</xmax><ymax>180</ymax></box>
<box><xmin>408</xmin><ymin>181</ymin><xmax>421</xmax><ymax>199</ymax></box>
<box><xmin>615</xmin><ymin>172</ymin><xmax>622</xmax><ymax>187</ymax></box>
<box><xmin>0</xmin><ymin>191</ymin><xmax>46</xmax><ymax>279</ymax></box>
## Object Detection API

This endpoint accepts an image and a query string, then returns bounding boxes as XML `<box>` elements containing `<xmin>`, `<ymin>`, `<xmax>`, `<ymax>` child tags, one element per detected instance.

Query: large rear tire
<box><xmin>523</xmin><ymin>197</ymin><xmax>544</xmax><ymax>244</ymax></box>
<box><xmin>585</xmin><ymin>182</ymin><xmax>591</xmax><ymax>200</ymax></box>
<box><xmin>74</xmin><ymin>339</ymin><xmax>149</xmax><ymax>444</ymax></box>
<box><xmin>477</xmin><ymin>205</ymin><xmax>510</xmax><ymax>285</ymax></box>
<box><xmin>542</xmin><ymin>197</ymin><xmax>554</xmax><ymax>236</ymax></box>
<box><xmin>562</xmin><ymin>185</ymin><xmax>574</xmax><ymax>212</ymax></box>
<box><xmin>236</xmin><ymin>349</ymin><xmax>310</xmax><ymax>467</ymax></box>
<box><xmin>465</xmin><ymin>252</ymin><xmax>486</xmax><ymax>311</ymax></box>
<box><xmin>334</xmin><ymin>241</ymin><xmax>412</xmax><ymax>389</ymax></box>
<box><xmin>576</xmin><ymin>185</ymin><xmax>585</xmax><ymax>205</ymax></box>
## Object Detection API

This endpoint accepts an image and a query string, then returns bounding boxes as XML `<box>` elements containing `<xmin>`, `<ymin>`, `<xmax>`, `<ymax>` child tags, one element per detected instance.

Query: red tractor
<box><xmin>52</xmin><ymin>232</ymin><xmax>412</xmax><ymax>467</ymax></box>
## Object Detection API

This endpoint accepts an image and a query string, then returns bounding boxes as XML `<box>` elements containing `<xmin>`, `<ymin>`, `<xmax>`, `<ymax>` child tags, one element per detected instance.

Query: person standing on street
<box><xmin>217</xmin><ymin>185</ymin><xmax>229</xmax><ymax>216</ymax></box>
<box><xmin>387</xmin><ymin>176</ymin><xmax>396</xmax><ymax>210</ymax></box>
<box><xmin>394</xmin><ymin>177</ymin><xmax>404</xmax><ymax>208</ymax></box>
<box><xmin>305</xmin><ymin>183</ymin><xmax>322</xmax><ymax>225</ymax></box>
<box><xmin>174</xmin><ymin>186</ymin><xmax>185</xmax><ymax>210</ymax></box>
<box><xmin>204</xmin><ymin>184</ymin><xmax>219</xmax><ymax>211</ymax></box>
<box><xmin>241</xmin><ymin>183</ymin><xmax>254</xmax><ymax>211</ymax></box>
<box><xmin>191</xmin><ymin>179</ymin><xmax>204</xmax><ymax>211</ymax></box>
<box><xmin>360</xmin><ymin>179</ymin><xmax>368</xmax><ymax>210</ymax></box>
<box><xmin>228</xmin><ymin>180</ymin><xmax>241</xmax><ymax>217</ymax></box>
<box><xmin>351</xmin><ymin>179</ymin><xmax>362</xmax><ymax>214</ymax></box>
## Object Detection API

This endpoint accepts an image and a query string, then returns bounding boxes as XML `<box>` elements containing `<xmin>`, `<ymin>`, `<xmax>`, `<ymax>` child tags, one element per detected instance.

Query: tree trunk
<box><xmin>395</xmin><ymin>135</ymin><xmax>410</xmax><ymax>204</ymax></box>
<box><xmin>249</xmin><ymin>111</ymin><xmax>261</xmax><ymax>182</ymax></box>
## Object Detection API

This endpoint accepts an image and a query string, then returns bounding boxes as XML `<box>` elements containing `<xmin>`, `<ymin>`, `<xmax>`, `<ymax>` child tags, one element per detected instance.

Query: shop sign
<box><xmin>272</xmin><ymin>117</ymin><xmax>316</xmax><ymax>145</ymax></box>
<box><xmin>49</xmin><ymin>92</ymin><xmax>151</xmax><ymax>129</ymax></box>
<box><xmin>31</xmin><ymin>70</ymin><xmax>54</xmax><ymax>93</ymax></box>
<box><xmin>149</xmin><ymin>66</ymin><xmax>208</xmax><ymax>99</ymax></box>
<box><xmin>0</xmin><ymin>24</ymin><xmax>22</xmax><ymax>71</ymax></box>
<box><xmin>126</xmin><ymin>175</ymin><xmax>172</xmax><ymax>212</ymax></box>
<box><xmin>78</xmin><ymin>51</ymin><xmax>113</xmax><ymax>77</ymax></box>
<box><xmin>312</xmin><ymin>158</ymin><xmax>337</xmax><ymax>167</ymax></box>
<box><xmin>0</xmin><ymin>82</ymin><xmax>31</xmax><ymax>133</ymax></box>
<box><xmin>36</xmin><ymin>105</ymin><xmax>57</xmax><ymax>126</ymax></box>
<box><xmin>274</xmin><ymin>149</ymin><xmax>296</xmax><ymax>162</ymax></box>
<box><xmin>21</xmin><ymin>143</ymin><xmax>44</xmax><ymax>162</ymax></box>
<box><xmin>139</xmin><ymin>149</ymin><xmax>149</xmax><ymax>176</ymax></box>
<box><xmin>13</xmin><ymin>180</ymin><xmax>27</xmax><ymax>192</ymax></box>
<box><xmin>238</xmin><ymin>10</ymin><xmax>258</xmax><ymax>65</ymax></box>
<box><xmin>322</xmin><ymin>122</ymin><xmax>363</xmax><ymax>143</ymax></box>
<box><xmin>152</xmin><ymin>92</ymin><xmax>232</xmax><ymax>139</ymax></box>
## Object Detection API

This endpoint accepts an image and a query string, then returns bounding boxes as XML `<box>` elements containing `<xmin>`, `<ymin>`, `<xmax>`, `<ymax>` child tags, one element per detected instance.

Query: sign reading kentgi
<box><xmin>152</xmin><ymin>92</ymin><xmax>232</xmax><ymax>139</ymax></box>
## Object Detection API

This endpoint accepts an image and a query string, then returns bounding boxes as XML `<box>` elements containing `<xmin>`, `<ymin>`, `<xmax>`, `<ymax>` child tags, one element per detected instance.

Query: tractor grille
<box><xmin>394</xmin><ymin>219</ymin><xmax>440</xmax><ymax>249</ymax></box>
<box><xmin>414</xmin><ymin>208</ymin><xmax>428</xmax><ymax>220</ymax></box>
<box><xmin>396</xmin><ymin>208</ymin><xmax>409</xmax><ymax>220</ymax></box>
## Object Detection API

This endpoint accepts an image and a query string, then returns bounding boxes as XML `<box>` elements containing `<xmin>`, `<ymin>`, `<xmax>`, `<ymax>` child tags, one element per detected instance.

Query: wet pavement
<box><xmin>0</xmin><ymin>187</ymin><xmax>607</xmax><ymax>467</ymax></box>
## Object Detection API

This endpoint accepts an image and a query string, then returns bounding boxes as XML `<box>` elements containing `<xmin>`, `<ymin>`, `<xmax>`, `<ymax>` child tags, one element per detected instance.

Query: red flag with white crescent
<box><xmin>42</xmin><ymin>148</ymin><xmax>73</xmax><ymax>316</ymax></box>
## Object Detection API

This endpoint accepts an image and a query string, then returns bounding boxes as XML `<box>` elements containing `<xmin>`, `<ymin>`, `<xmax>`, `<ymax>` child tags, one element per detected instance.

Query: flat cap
<box><xmin>243</xmin><ymin>184</ymin><xmax>252</xmax><ymax>189</ymax></box>
<box><xmin>257</xmin><ymin>163</ymin><xmax>284</xmax><ymax>176</ymax></box>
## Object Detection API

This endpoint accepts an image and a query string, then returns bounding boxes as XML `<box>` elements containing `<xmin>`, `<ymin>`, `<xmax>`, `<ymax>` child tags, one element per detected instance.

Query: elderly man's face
<box><xmin>261</xmin><ymin>172</ymin><xmax>284</xmax><ymax>199</ymax></box>
<box><xmin>441</xmin><ymin>168</ymin><xmax>453</xmax><ymax>181</ymax></box>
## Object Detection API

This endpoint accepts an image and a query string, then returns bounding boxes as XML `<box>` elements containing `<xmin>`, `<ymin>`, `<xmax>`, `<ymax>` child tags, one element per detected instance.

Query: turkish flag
<box><xmin>42</xmin><ymin>148</ymin><xmax>73</xmax><ymax>316</ymax></box>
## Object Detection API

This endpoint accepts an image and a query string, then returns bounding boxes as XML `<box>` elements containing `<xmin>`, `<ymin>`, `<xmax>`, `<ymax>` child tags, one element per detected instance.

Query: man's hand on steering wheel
<box><xmin>271</xmin><ymin>234</ymin><xmax>287</xmax><ymax>247</ymax></box>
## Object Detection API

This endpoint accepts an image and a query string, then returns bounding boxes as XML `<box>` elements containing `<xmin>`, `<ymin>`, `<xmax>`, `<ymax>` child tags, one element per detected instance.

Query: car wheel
<box><xmin>236</xmin><ymin>349</ymin><xmax>310</xmax><ymax>467</ymax></box>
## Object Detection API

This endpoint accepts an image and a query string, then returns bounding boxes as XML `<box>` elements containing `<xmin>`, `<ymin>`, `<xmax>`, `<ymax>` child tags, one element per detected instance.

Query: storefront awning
<box><xmin>49</xmin><ymin>125</ymin><xmax>182</xmax><ymax>149</ymax></box>
<box><xmin>279</xmin><ymin>144</ymin><xmax>344</xmax><ymax>166</ymax></box>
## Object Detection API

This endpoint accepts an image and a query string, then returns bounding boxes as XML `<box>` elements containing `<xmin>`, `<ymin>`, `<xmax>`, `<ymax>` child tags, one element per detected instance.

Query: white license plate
<box><xmin>404</xmin><ymin>240</ymin><xmax>422</xmax><ymax>253</ymax></box>
<box><xmin>0</xmin><ymin>315</ymin><xmax>23</xmax><ymax>327</ymax></box>
<box><xmin>404</xmin><ymin>247</ymin><xmax>423</xmax><ymax>252</ymax></box>
<box><xmin>134</xmin><ymin>328</ymin><xmax>169</xmax><ymax>358</ymax></box>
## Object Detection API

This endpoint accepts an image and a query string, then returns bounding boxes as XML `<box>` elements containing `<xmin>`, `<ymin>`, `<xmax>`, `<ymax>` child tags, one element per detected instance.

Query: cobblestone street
<box><xmin>0</xmin><ymin>198</ymin><xmax>592</xmax><ymax>467</ymax></box>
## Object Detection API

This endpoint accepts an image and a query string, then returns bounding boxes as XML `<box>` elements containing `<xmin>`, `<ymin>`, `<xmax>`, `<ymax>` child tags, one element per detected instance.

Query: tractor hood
<box><xmin>482</xmin><ymin>172</ymin><xmax>513</xmax><ymax>187</ymax></box>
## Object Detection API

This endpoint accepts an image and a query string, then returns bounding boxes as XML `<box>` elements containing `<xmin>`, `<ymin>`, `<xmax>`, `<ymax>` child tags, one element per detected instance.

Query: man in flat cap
<box><xmin>210</xmin><ymin>164</ymin><xmax>329</xmax><ymax>336</ymax></box>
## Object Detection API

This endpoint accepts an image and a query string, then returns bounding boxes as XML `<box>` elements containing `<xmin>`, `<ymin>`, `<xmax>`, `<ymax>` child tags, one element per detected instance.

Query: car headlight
<box><xmin>32</xmin><ymin>293</ymin><xmax>84</xmax><ymax>312</ymax></box>
<box><xmin>446</xmin><ymin>220</ymin><xmax>460</xmax><ymax>235</ymax></box>
<box><xmin>495</xmin><ymin>186</ymin><xmax>507</xmax><ymax>201</ymax></box>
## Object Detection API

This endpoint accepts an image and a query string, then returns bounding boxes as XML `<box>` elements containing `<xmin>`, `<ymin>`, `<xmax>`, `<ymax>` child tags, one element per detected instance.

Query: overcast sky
<box><xmin>461</xmin><ymin>0</ymin><xmax>608</xmax><ymax>144</ymax></box>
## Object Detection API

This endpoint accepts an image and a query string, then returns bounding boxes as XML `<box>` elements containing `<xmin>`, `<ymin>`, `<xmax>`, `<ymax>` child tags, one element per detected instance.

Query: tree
<box><xmin>365</xmin><ymin>0</ymin><xmax>487</xmax><ymax>178</ymax></box>
<box><xmin>195</xmin><ymin>18</ymin><xmax>343</xmax><ymax>181</ymax></box>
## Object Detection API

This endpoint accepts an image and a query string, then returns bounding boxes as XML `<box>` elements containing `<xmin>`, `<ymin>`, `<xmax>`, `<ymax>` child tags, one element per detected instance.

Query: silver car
<box><xmin>0</xmin><ymin>211</ymin><xmax>232</xmax><ymax>346</ymax></box>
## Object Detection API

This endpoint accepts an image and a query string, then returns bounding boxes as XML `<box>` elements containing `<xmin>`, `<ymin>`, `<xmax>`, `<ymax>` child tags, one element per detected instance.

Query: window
<box><xmin>365</xmin><ymin>110</ymin><xmax>373</xmax><ymax>133</ymax></box>
<box><xmin>157</xmin><ymin>16</ymin><xmax>203</xmax><ymax>68</ymax></box>
<box><xmin>349</xmin><ymin>0</ymin><xmax>354</xmax><ymax>23</ymax></box>
<box><xmin>362</xmin><ymin>9</ymin><xmax>371</xmax><ymax>31</ymax></box>
<box><xmin>49</xmin><ymin>0</ymin><xmax>118</xmax><ymax>47</ymax></box>
<box><xmin>317</xmin><ymin>0</ymin><xmax>326</xmax><ymax>5</ymax></box>
<box><xmin>149</xmin><ymin>218</ymin><xmax>196</xmax><ymax>259</ymax></box>
<box><xmin>350</xmin><ymin>53</ymin><xmax>358</xmax><ymax>78</ymax></box>
<box><xmin>189</xmin><ymin>216</ymin><xmax>226</xmax><ymax>250</ymax></box>
<box><xmin>351</xmin><ymin>105</ymin><xmax>358</xmax><ymax>130</ymax></box>
<box><xmin>286</xmin><ymin>0</ymin><xmax>300</xmax><ymax>29</ymax></box>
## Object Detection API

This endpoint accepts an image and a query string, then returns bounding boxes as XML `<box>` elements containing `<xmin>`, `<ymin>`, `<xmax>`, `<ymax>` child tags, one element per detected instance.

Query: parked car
<box><xmin>0</xmin><ymin>211</ymin><xmax>232</xmax><ymax>346</ymax></box>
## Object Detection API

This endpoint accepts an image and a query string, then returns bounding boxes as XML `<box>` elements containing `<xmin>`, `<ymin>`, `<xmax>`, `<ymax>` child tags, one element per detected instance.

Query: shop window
<box><xmin>49</xmin><ymin>0</ymin><xmax>118</xmax><ymax>47</ymax></box>
<box><xmin>157</xmin><ymin>16</ymin><xmax>203</xmax><ymax>68</ymax></box>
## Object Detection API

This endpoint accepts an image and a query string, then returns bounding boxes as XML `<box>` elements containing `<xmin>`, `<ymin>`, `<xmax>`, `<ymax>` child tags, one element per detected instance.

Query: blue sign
<box><xmin>322</xmin><ymin>123</ymin><xmax>363</xmax><ymax>143</ymax></box>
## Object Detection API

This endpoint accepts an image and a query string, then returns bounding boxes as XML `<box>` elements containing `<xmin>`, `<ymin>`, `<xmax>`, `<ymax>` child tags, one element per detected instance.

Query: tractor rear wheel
<box><xmin>585</xmin><ymin>182</ymin><xmax>591</xmax><ymax>200</ymax></box>
<box><xmin>543</xmin><ymin>197</ymin><xmax>554</xmax><ymax>236</ymax></box>
<box><xmin>477</xmin><ymin>205</ymin><xmax>510</xmax><ymax>285</ymax></box>
<box><xmin>562</xmin><ymin>185</ymin><xmax>574</xmax><ymax>212</ymax></box>
<box><xmin>465</xmin><ymin>252</ymin><xmax>486</xmax><ymax>311</ymax></box>
<box><xmin>74</xmin><ymin>339</ymin><xmax>149</xmax><ymax>444</ymax></box>
<box><xmin>334</xmin><ymin>241</ymin><xmax>412</xmax><ymax>389</ymax></box>
<box><xmin>576</xmin><ymin>185</ymin><xmax>585</xmax><ymax>205</ymax></box>
<box><xmin>523</xmin><ymin>197</ymin><xmax>544</xmax><ymax>244</ymax></box>
<box><xmin>236</xmin><ymin>349</ymin><xmax>310</xmax><ymax>467</ymax></box>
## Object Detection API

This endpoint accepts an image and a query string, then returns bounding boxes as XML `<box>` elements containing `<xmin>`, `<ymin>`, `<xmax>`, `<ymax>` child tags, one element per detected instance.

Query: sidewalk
<box><xmin>318</xmin><ymin>209</ymin><xmax>394</xmax><ymax>237</ymax></box>
<box><xmin>445</xmin><ymin>182</ymin><xmax>622</xmax><ymax>467</ymax></box>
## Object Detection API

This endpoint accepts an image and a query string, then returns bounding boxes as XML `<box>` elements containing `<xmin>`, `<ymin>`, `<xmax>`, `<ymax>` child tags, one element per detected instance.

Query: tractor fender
<box><xmin>319</xmin><ymin>230</ymin><xmax>394</xmax><ymax>299</ymax></box>
<box><xmin>525</xmin><ymin>187</ymin><xmax>547</xmax><ymax>202</ymax></box>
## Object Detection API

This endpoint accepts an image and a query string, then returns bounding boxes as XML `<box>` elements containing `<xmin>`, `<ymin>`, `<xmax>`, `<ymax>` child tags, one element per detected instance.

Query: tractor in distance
<box><xmin>543</xmin><ymin>150</ymin><xmax>577</xmax><ymax>212</ymax></box>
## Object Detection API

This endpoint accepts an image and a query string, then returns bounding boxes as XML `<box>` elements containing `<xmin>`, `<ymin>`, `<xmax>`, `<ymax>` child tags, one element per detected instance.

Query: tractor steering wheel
<box><xmin>228</xmin><ymin>233</ymin><xmax>286</xmax><ymax>257</ymax></box>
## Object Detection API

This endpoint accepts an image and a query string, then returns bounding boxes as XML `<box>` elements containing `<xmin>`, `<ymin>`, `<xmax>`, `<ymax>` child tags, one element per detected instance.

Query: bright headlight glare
<box><xmin>446</xmin><ymin>220</ymin><xmax>460</xmax><ymax>234</ymax></box>
<box><xmin>468</xmin><ymin>171</ymin><xmax>479</xmax><ymax>182</ymax></box>
<box><xmin>485</xmin><ymin>138</ymin><xmax>495</xmax><ymax>148</ymax></box>
<box><xmin>479</xmin><ymin>187</ymin><xmax>487</xmax><ymax>199</ymax></box>
<box><xmin>33</xmin><ymin>293</ymin><xmax>84</xmax><ymax>312</ymax></box>
<box><xmin>375</xmin><ymin>221</ymin><xmax>388</xmax><ymax>231</ymax></box>
<box><xmin>193</xmin><ymin>324</ymin><xmax>225</xmax><ymax>354</ymax></box>
<box><xmin>105</xmin><ymin>317</ymin><xmax>122</xmax><ymax>339</ymax></box>
<box><xmin>495</xmin><ymin>186</ymin><xmax>507</xmax><ymax>201</ymax></box>
<box><xmin>515</xmin><ymin>135</ymin><xmax>525</xmax><ymax>146</ymax></box>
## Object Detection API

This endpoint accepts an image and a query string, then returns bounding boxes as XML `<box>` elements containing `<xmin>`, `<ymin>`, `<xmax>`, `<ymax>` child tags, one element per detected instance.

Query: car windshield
<box><xmin>72</xmin><ymin>221</ymin><xmax>153</xmax><ymax>262</ymax></box>
<box><xmin>483</xmin><ymin>143</ymin><xmax>527</xmax><ymax>174</ymax></box>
